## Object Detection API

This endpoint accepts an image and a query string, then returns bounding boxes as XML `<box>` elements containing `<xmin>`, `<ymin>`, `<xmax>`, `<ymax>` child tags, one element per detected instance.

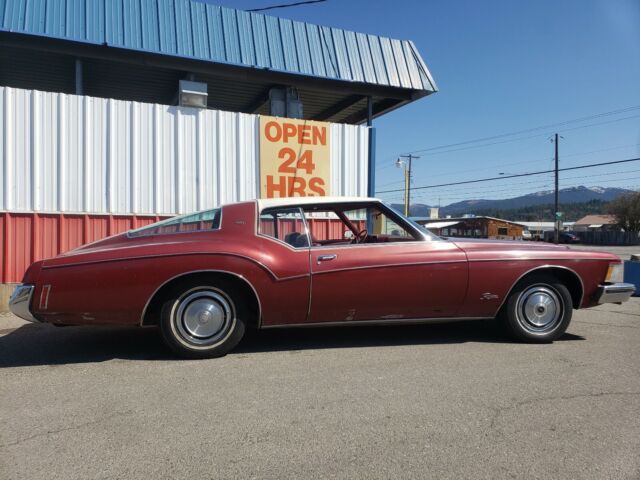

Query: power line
<box><xmin>375</xmin><ymin>157</ymin><xmax>640</xmax><ymax>194</ymax></box>
<box><xmin>377</xmin><ymin>146</ymin><xmax>638</xmax><ymax>194</ymax></box>
<box><xmin>394</xmin><ymin>114</ymin><xmax>640</xmax><ymax>159</ymax></box>
<box><xmin>384</xmin><ymin>177</ymin><xmax>640</xmax><ymax>207</ymax></box>
<box><xmin>376</xmin><ymin>120</ymin><xmax>640</xmax><ymax>174</ymax></box>
<box><xmin>387</xmin><ymin>166</ymin><xmax>640</xmax><ymax>201</ymax></box>
<box><xmin>395</xmin><ymin>142</ymin><xmax>640</xmax><ymax>182</ymax></box>
<box><xmin>247</xmin><ymin>0</ymin><xmax>327</xmax><ymax>12</ymax></box>
<box><xmin>419</xmin><ymin>168</ymin><xmax>640</xmax><ymax>199</ymax></box>
<box><xmin>400</xmin><ymin>106</ymin><xmax>640</xmax><ymax>155</ymax></box>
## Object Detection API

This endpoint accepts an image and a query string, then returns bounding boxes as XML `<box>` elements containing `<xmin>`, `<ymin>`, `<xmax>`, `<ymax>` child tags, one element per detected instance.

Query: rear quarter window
<box><xmin>128</xmin><ymin>209</ymin><xmax>221</xmax><ymax>237</ymax></box>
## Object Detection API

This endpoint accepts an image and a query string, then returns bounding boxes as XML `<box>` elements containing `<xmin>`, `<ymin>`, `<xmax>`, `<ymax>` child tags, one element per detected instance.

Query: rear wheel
<box><xmin>159</xmin><ymin>281</ymin><xmax>246</xmax><ymax>358</ymax></box>
<box><xmin>500</xmin><ymin>274</ymin><xmax>573</xmax><ymax>343</ymax></box>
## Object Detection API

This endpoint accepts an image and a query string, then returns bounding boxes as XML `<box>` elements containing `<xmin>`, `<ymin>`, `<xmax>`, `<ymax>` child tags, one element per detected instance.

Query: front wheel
<box><xmin>159</xmin><ymin>281</ymin><xmax>246</xmax><ymax>359</ymax></box>
<box><xmin>500</xmin><ymin>274</ymin><xmax>573</xmax><ymax>343</ymax></box>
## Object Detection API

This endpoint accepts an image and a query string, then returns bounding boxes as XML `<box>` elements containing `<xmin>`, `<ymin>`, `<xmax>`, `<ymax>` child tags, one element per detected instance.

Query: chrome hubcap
<box><xmin>174</xmin><ymin>289</ymin><xmax>235</xmax><ymax>346</ymax></box>
<box><xmin>516</xmin><ymin>285</ymin><xmax>563</xmax><ymax>333</ymax></box>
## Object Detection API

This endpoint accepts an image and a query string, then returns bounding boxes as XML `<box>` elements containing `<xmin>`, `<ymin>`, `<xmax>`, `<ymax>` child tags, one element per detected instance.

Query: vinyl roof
<box><xmin>257</xmin><ymin>196</ymin><xmax>380</xmax><ymax>210</ymax></box>
<box><xmin>0</xmin><ymin>0</ymin><xmax>437</xmax><ymax>93</ymax></box>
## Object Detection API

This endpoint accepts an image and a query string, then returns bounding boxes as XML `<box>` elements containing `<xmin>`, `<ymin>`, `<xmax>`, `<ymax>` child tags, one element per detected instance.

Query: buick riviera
<box><xmin>9</xmin><ymin>197</ymin><xmax>635</xmax><ymax>358</ymax></box>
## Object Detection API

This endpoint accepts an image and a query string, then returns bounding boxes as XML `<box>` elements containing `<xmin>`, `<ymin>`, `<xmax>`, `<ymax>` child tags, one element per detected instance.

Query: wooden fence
<box><xmin>572</xmin><ymin>231</ymin><xmax>640</xmax><ymax>246</ymax></box>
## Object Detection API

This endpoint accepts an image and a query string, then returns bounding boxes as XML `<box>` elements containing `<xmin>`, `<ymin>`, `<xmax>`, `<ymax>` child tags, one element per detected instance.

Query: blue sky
<box><xmin>217</xmin><ymin>0</ymin><xmax>640</xmax><ymax>206</ymax></box>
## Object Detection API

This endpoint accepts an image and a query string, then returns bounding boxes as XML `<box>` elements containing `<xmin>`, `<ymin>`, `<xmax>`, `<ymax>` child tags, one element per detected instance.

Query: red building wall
<box><xmin>1</xmin><ymin>213</ymin><xmax>165</xmax><ymax>283</ymax></box>
<box><xmin>1</xmin><ymin>213</ymin><xmax>357</xmax><ymax>283</ymax></box>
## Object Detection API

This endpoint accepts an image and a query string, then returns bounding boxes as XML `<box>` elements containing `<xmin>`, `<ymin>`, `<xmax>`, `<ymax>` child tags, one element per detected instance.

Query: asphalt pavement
<box><xmin>1</xmin><ymin>298</ymin><xmax>639</xmax><ymax>479</ymax></box>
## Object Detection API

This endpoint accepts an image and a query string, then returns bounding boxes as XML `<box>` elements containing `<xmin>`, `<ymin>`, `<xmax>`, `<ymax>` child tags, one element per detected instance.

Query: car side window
<box><xmin>259</xmin><ymin>208</ymin><xmax>310</xmax><ymax>248</ymax></box>
<box><xmin>128</xmin><ymin>208</ymin><xmax>221</xmax><ymax>237</ymax></box>
<box><xmin>302</xmin><ymin>205</ymin><xmax>420</xmax><ymax>246</ymax></box>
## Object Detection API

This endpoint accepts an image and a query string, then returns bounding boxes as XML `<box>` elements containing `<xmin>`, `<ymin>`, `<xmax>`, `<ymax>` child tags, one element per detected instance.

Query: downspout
<box><xmin>366</xmin><ymin>96</ymin><xmax>376</xmax><ymax>198</ymax></box>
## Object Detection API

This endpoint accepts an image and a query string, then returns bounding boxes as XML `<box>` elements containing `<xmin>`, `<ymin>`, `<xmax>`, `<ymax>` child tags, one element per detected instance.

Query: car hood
<box><xmin>450</xmin><ymin>237</ymin><xmax>568</xmax><ymax>250</ymax></box>
<box><xmin>448</xmin><ymin>237</ymin><xmax>616</xmax><ymax>261</ymax></box>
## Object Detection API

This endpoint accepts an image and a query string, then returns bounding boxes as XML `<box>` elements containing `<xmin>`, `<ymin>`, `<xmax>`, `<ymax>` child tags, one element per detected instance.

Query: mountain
<box><xmin>440</xmin><ymin>186</ymin><xmax>632</xmax><ymax>216</ymax></box>
<box><xmin>390</xmin><ymin>186</ymin><xmax>633</xmax><ymax>219</ymax></box>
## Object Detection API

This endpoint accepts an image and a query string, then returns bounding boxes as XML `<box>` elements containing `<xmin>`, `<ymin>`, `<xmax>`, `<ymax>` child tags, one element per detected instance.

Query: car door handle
<box><xmin>317</xmin><ymin>254</ymin><xmax>337</xmax><ymax>263</ymax></box>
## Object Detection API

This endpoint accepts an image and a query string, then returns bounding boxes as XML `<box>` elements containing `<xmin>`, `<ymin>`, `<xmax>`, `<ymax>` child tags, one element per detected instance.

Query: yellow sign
<box><xmin>259</xmin><ymin>116</ymin><xmax>331</xmax><ymax>198</ymax></box>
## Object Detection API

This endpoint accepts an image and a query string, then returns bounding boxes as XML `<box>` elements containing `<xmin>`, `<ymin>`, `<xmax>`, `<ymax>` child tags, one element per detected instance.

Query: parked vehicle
<box><xmin>10</xmin><ymin>197</ymin><xmax>635</xmax><ymax>358</ymax></box>
<box><xmin>545</xmin><ymin>231</ymin><xmax>581</xmax><ymax>244</ymax></box>
<box><xmin>522</xmin><ymin>230</ymin><xmax>533</xmax><ymax>241</ymax></box>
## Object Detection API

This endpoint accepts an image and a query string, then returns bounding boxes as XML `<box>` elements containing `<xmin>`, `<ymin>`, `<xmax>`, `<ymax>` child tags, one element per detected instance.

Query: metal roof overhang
<box><xmin>0</xmin><ymin>33</ymin><xmax>427</xmax><ymax>124</ymax></box>
<box><xmin>0</xmin><ymin>1</ymin><xmax>437</xmax><ymax>124</ymax></box>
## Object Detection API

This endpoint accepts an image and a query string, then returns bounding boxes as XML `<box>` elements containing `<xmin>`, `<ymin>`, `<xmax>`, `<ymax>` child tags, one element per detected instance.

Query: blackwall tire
<box><xmin>501</xmin><ymin>274</ymin><xmax>573</xmax><ymax>343</ymax></box>
<box><xmin>159</xmin><ymin>281</ymin><xmax>246</xmax><ymax>359</ymax></box>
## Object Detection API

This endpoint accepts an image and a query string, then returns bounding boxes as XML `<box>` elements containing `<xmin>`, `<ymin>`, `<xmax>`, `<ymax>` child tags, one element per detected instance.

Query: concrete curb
<box><xmin>0</xmin><ymin>314</ymin><xmax>29</xmax><ymax>333</ymax></box>
<box><xmin>1</xmin><ymin>283</ymin><xmax>19</xmax><ymax>313</ymax></box>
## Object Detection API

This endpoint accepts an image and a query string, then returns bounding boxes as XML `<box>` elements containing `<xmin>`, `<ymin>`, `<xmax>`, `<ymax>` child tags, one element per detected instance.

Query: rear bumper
<box><xmin>595</xmin><ymin>283</ymin><xmax>636</xmax><ymax>305</ymax></box>
<box><xmin>8</xmin><ymin>284</ymin><xmax>39</xmax><ymax>323</ymax></box>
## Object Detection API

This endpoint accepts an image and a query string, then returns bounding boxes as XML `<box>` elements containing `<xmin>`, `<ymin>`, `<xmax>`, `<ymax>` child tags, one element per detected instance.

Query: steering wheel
<box><xmin>353</xmin><ymin>228</ymin><xmax>368</xmax><ymax>244</ymax></box>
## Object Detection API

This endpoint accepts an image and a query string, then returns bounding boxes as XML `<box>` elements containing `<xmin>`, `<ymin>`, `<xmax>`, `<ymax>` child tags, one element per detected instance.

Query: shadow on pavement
<box><xmin>0</xmin><ymin>320</ymin><xmax>584</xmax><ymax>368</ymax></box>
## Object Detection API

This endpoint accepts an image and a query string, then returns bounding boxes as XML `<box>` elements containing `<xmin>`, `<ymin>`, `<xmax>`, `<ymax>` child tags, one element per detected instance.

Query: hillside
<box><xmin>392</xmin><ymin>186</ymin><xmax>632</xmax><ymax>220</ymax></box>
<box><xmin>440</xmin><ymin>186</ymin><xmax>630</xmax><ymax>216</ymax></box>
<box><xmin>464</xmin><ymin>199</ymin><xmax>611</xmax><ymax>222</ymax></box>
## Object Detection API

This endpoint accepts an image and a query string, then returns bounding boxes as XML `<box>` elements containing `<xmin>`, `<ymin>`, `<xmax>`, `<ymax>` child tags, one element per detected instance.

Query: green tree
<box><xmin>608</xmin><ymin>192</ymin><xmax>640</xmax><ymax>232</ymax></box>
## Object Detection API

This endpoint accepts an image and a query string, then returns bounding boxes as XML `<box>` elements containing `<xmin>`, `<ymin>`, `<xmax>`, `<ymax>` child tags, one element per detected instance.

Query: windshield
<box><xmin>404</xmin><ymin>216</ymin><xmax>443</xmax><ymax>241</ymax></box>
<box><xmin>384</xmin><ymin>203</ymin><xmax>442</xmax><ymax>241</ymax></box>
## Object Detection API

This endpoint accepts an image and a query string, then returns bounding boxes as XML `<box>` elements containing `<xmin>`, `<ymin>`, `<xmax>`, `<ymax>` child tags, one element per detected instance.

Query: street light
<box><xmin>178</xmin><ymin>80</ymin><xmax>208</xmax><ymax>108</ymax></box>
<box><xmin>396</xmin><ymin>158</ymin><xmax>410</xmax><ymax>216</ymax></box>
<box><xmin>396</xmin><ymin>155</ymin><xmax>419</xmax><ymax>217</ymax></box>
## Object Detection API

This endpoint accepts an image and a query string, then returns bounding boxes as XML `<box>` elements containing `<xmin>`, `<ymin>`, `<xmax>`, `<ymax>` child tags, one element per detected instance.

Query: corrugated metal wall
<box><xmin>0</xmin><ymin>213</ymin><xmax>363</xmax><ymax>283</ymax></box>
<box><xmin>0</xmin><ymin>212</ymin><xmax>168</xmax><ymax>283</ymax></box>
<box><xmin>1</xmin><ymin>87</ymin><xmax>369</xmax><ymax>216</ymax></box>
<box><xmin>1</xmin><ymin>86</ymin><xmax>370</xmax><ymax>283</ymax></box>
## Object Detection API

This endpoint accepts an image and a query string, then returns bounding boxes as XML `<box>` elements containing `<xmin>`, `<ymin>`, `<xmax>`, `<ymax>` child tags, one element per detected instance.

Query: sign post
<box><xmin>259</xmin><ymin>116</ymin><xmax>331</xmax><ymax>198</ymax></box>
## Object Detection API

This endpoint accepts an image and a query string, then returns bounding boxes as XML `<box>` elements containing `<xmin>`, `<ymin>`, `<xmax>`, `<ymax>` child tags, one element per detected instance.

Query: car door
<box><xmin>306</xmin><ymin>205</ymin><xmax>468</xmax><ymax>324</ymax></box>
<box><xmin>256</xmin><ymin>207</ymin><xmax>311</xmax><ymax>326</ymax></box>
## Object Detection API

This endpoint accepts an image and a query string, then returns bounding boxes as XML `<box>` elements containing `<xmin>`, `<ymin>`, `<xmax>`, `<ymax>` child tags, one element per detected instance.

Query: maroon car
<box><xmin>9</xmin><ymin>197</ymin><xmax>635</xmax><ymax>358</ymax></box>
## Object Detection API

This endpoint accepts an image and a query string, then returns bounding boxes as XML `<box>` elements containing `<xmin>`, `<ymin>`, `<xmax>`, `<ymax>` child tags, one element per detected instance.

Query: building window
<box><xmin>497</xmin><ymin>227</ymin><xmax>508</xmax><ymax>236</ymax></box>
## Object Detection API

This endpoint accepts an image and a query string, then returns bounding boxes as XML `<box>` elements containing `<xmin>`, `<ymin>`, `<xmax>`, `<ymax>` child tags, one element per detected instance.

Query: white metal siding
<box><xmin>0</xmin><ymin>87</ymin><xmax>369</xmax><ymax>215</ymax></box>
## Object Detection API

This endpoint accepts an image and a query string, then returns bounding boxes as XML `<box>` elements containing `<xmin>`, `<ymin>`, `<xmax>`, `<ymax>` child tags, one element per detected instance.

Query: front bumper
<box><xmin>8</xmin><ymin>284</ymin><xmax>39</xmax><ymax>323</ymax></box>
<box><xmin>595</xmin><ymin>283</ymin><xmax>636</xmax><ymax>305</ymax></box>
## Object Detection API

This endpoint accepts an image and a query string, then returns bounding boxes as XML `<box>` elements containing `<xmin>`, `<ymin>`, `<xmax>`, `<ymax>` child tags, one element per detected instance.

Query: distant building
<box><xmin>573</xmin><ymin>215</ymin><xmax>620</xmax><ymax>232</ymax></box>
<box><xmin>517</xmin><ymin>221</ymin><xmax>575</xmax><ymax>240</ymax></box>
<box><xmin>416</xmin><ymin>216</ymin><xmax>525</xmax><ymax>240</ymax></box>
<box><xmin>409</xmin><ymin>208</ymin><xmax>440</xmax><ymax>223</ymax></box>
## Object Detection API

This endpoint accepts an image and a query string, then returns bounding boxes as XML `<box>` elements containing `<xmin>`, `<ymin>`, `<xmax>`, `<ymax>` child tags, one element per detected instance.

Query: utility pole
<box><xmin>554</xmin><ymin>133</ymin><xmax>560</xmax><ymax>244</ymax></box>
<box><xmin>397</xmin><ymin>154</ymin><xmax>419</xmax><ymax>217</ymax></box>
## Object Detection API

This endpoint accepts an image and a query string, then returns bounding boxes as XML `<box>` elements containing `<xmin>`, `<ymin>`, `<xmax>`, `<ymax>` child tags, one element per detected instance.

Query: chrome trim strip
<box><xmin>261</xmin><ymin>316</ymin><xmax>492</xmax><ymax>329</ymax></box>
<box><xmin>595</xmin><ymin>283</ymin><xmax>636</xmax><ymax>304</ymax></box>
<box><xmin>308</xmin><ymin>240</ymin><xmax>437</xmax><ymax>250</ymax></box>
<box><xmin>139</xmin><ymin>269</ymin><xmax>263</xmax><ymax>328</ymax></box>
<box><xmin>468</xmin><ymin>257</ymin><xmax>610</xmax><ymax>263</ymax></box>
<box><xmin>492</xmin><ymin>264</ymin><xmax>585</xmax><ymax>315</ymax></box>
<box><xmin>41</xmin><ymin>251</ymin><xmax>309</xmax><ymax>282</ymax></box>
<box><xmin>8</xmin><ymin>284</ymin><xmax>39</xmax><ymax>323</ymax></box>
<box><xmin>311</xmin><ymin>259</ymin><xmax>467</xmax><ymax>276</ymax></box>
